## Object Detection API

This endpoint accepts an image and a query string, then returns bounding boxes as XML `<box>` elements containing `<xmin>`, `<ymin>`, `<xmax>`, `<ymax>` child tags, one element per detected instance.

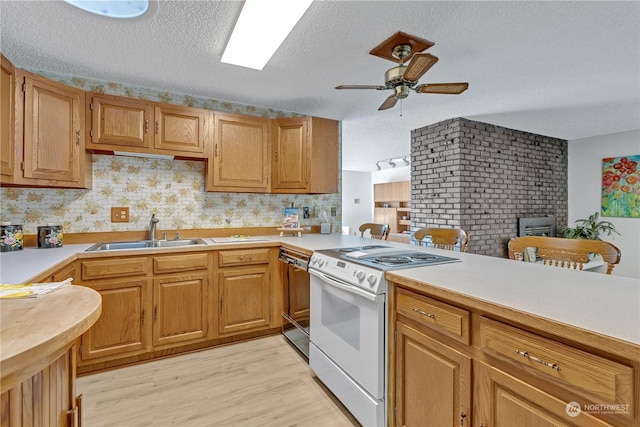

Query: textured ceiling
<box><xmin>1</xmin><ymin>1</ymin><xmax>639</xmax><ymax>171</ymax></box>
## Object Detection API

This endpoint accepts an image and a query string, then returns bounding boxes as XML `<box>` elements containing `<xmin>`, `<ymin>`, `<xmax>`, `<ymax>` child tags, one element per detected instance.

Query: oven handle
<box><xmin>309</xmin><ymin>269</ymin><xmax>384</xmax><ymax>303</ymax></box>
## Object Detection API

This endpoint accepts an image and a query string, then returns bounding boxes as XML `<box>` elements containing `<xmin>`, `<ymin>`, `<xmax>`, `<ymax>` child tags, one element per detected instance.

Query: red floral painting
<box><xmin>602</xmin><ymin>155</ymin><xmax>640</xmax><ymax>218</ymax></box>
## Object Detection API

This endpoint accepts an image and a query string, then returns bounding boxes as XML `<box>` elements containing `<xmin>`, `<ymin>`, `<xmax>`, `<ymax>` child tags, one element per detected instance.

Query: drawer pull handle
<box><xmin>412</xmin><ymin>307</ymin><xmax>435</xmax><ymax>319</ymax></box>
<box><xmin>515</xmin><ymin>349</ymin><xmax>561</xmax><ymax>371</ymax></box>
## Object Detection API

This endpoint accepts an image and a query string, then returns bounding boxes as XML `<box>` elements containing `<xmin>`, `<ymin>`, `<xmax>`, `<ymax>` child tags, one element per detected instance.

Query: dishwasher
<box><xmin>279</xmin><ymin>247</ymin><xmax>311</xmax><ymax>358</ymax></box>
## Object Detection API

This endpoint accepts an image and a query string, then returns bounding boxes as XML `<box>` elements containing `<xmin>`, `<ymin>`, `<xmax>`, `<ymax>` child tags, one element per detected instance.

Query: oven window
<box><xmin>320</xmin><ymin>289</ymin><xmax>361</xmax><ymax>350</ymax></box>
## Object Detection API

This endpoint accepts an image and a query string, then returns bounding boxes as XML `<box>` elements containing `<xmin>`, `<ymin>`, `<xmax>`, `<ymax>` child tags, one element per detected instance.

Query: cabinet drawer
<box><xmin>218</xmin><ymin>249</ymin><xmax>271</xmax><ymax>267</ymax></box>
<box><xmin>80</xmin><ymin>257</ymin><xmax>148</xmax><ymax>280</ymax></box>
<box><xmin>153</xmin><ymin>253</ymin><xmax>209</xmax><ymax>274</ymax></box>
<box><xmin>396</xmin><ymin>287</ymin><xmax>470</xmax><ymax>344</ymax></box>
<box><xmin>479</xmin><ymin>317</ymin><xmax>634</xmax><ymax>409</ymax></box>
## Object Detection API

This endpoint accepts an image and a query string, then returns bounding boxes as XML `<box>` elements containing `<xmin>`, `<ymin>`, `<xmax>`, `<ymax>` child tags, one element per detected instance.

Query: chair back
<box><xmin>414</xmin><ymin>227</ymin><xmax>469</xmax><ymax>252</ymax></box>
<box><xmin>508</xmin><ymin>236</ymin><xmax>621</xmax><ymax>274</ymax></box>
<box><xmin>359</xmin><ymin>223</ymin><xmax>390</xmax><ymax>240</ymax></box>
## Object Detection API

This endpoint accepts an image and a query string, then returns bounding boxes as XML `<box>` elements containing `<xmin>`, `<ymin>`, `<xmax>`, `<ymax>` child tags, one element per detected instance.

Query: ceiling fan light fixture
<box><xmin>222</xmin><ymin>0</ymin><xmax>312</xmax><ymax>70</ymax></box>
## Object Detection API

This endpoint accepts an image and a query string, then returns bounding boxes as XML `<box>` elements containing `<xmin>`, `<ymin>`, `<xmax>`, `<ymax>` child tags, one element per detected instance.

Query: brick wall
<box><xmin>411</xmin><ymin>118</ymin><xmax>568</xmax><ymax>257</ymax></box>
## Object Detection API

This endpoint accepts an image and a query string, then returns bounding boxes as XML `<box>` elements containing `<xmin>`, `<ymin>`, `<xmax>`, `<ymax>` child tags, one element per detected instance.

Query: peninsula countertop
<box><xmin>1</xmin><ymin>285</ymin><xmax>102</xmax><ymax>393</ymax></box>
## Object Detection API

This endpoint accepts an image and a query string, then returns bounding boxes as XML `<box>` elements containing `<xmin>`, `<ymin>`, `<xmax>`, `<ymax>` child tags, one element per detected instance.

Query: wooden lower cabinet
<box><xmin>1</xmin><ymin>345</ymin><xmax>82</xmax><ymax>427</ymax></box>
<box><xmin>473</xmin><ymin>361</ymin><xmax>612</xmax><ymax>427</ymax></box>
<box><xmin>153</xmin><ymin>272</ymin><xmax>208</xmax><ymax>347</ymax></box>
<box><xmin>78</xmin><ymin>278</ymin><xmax>151</xmax><ymax>363</ymax></box>
<box><xmin>395</xmin><ymin>322</ymin><xmax>471</xmax><ymax>427</ymax></box>
<box><xmin>218</xmin><ymin>264</ymin><xmax>271</xmax><ymax>335</ymax></box>
<box><xmin>390</xmin><ymin>282</ymin><xmax>637</xmax><ymax>427</ymax></box>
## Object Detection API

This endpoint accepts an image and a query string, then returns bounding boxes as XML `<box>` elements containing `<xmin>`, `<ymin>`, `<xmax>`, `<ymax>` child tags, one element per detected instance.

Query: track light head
<box><xmin>389</xmin><ymin>160</ymin><xmax>396</xmax><ymax>168</ymax></box>
<box><xmin>376</xmin><ymin>161</ymin><xmax>381</xmax><ymax>170</ymax></box>
<box><xmin>403</xmin><ymin>156</ymin><xmax>410</xmax><ymax>165</ymax></box>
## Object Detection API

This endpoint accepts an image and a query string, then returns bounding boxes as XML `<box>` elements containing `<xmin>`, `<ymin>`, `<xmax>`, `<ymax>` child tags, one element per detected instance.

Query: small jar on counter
<box><xmin>38</xmin><ymin>224</ymin><xmax>64</xmax><ymax>249</ymax></box>
<box><xmin>0</xmin><ymin>222</ymin><xmax>24</xmax><ymax>252</ymax></box>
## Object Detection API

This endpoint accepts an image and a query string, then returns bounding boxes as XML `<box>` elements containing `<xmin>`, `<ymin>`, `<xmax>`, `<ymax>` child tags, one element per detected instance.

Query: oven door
<box><xmin>309</xmin><ymin>268</ymin><xmax>385</xmax><ymax>399</ymax></box>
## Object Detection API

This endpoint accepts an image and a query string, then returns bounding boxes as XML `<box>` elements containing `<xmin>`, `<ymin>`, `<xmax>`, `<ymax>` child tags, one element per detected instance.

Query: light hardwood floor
<box><xmin>77</xmin><ymin>335</ymin><xmax>360</xmax><ymax>426</ymax></box>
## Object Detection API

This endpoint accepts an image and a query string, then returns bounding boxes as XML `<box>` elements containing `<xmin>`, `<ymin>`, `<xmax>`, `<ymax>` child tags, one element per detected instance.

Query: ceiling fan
<box><xmin>335</xmin><ymin>31</ymin><xmax>469</xmax><ymax>111</ymax></box>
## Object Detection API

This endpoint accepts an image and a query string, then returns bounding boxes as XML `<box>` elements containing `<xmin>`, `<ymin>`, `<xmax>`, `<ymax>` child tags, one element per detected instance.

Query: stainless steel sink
<box><xmin>86</xmin><ymin>239</ymin><xmax>206</xmax><ymax>251</ymax></box>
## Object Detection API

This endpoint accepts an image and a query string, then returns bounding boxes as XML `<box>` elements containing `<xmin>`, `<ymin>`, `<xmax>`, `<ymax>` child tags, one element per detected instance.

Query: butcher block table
<box><xmin>1</xmin><ymin>285</ymin><xmax>101</xmax><ymax>426</ymax></box>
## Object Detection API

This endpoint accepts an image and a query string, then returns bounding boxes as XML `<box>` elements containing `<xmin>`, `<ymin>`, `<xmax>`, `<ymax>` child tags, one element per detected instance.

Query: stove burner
<box><xmin>409</xmin><ymin>253</ymin><xmax>438</xmax><ymax>261</ymax></box>
<box><xmin>375</xmin><ymin>256</ymin><xmax>413</xmax><ymax>265</ymax></box>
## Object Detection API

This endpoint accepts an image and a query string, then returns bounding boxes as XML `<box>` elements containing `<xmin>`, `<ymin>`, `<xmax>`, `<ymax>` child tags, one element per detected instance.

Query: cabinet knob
<box><xmin>76</xmin><ymin>130</ymin><xmax>80</xmax><ymax>145</ymax></box>
<box><xmin>144</xmin><ymin>119</ymin><xmax>149</xmax><ymax>133</ymax></box>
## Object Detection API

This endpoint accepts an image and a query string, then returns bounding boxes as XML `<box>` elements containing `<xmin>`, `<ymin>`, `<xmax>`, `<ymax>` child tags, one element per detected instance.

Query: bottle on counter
<box><xmin>0</xmin><ymin>222</ymin><xmax>23</xmax><ymax>252</ymax></box>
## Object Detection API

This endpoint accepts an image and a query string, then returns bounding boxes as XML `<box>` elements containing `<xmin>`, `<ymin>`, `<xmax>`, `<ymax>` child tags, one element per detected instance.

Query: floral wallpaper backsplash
<box><xmin>0</xmin><ymin>155</ymin><xmax>341</xmax><ymax>234</ymax></box>
<box><xmin>0</xmin><ymin>68</ymin><xmax>342</xmax><ymax>235</ymax></box>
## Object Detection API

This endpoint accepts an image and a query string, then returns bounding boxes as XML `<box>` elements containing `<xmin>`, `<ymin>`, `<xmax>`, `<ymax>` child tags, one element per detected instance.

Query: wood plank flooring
<box><xmin>77</xmin><ymin>335</ymin><xmax>360</xmax><ymax>426</ymax></box>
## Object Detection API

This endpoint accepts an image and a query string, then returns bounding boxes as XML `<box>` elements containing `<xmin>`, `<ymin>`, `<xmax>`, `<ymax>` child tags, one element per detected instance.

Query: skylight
<box><xmin>64</xmin><ymin>0</ymin><xmax>150</xmax><ymax>19</ymax></box>
<box><xmin>221</xmin><ymin>0</ymin><xmax>313</xmax><ymax>70</ymax></box>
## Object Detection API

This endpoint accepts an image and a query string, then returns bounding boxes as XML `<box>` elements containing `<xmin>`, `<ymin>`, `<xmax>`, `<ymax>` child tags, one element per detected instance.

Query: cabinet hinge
<box><xmin>79</xmin><ymin>345</ymin><xmax>83</xmax><ymax>355</ymax></box>
<box><xmin>20</xmin><ymin>162</ymin><xmax>24</xmax><ymax>171</ymax></box>
<box><xmin>90</xmin><ymin>129</ymin><xmax>93</xmax><ymax>137</ymax></box>
<box><xmin>90</xmin><ymin>102</ymin><xmax>94</xmax><ymax>110</ymax></box>
<box><xmin>21</xmin><ymin>82</ymin><xmax>26</xmax><ymax>92</ymax></box>
<box><xmin>394</xmin><ymin>330</ymin><xmax>397</xmax><ymax>343</ymax></box>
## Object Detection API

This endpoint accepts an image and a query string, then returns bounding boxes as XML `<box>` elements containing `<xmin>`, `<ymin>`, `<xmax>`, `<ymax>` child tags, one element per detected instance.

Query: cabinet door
<box><xmin>87</xmin><ymin>93</ymin><xmax>153</xmax><ymax>149</ymax></box>
<box><xmin>208</xmin><ymin>112</ymin><xmax>270</xmax><ymax>192</ymax></box>
<box><xmin>154</xmin><ymin>104</ymin><xmax>208</xmax><ymax>155</ymax></box>
<box><xmin>272</xmin><ymin>117</ymin><xmax>309</xmax><ymax>191</ymax></box>
<box><xmin>22</xmin><ymin>72</ymin><xmax>84</xmax><ymax>183</ymax></box>
<box><xmin>218</xmin><ymin>265</ymin><xmax>271</xmax><ymax>335</ymax></box>
<box><xmin>79</xmin><ymin>279</ymin><xmax>152</xmax><ymax>363</ymax></box>
<box><xmin>473</xmin><ymin>361</ymin><xmax>612</xmax><ymax>427</ymax></box>
<box><xmin>374</xmin><ymin>207</ymin><xmax>398</xmax><ymax>233</ymax></box>
<box><xmin>395</xmin><ymin>322</ymin><xmax>471</xmax><ymax>427</ymax></box>
<box><xmin>1</xmin><ymin>54</ymin><xmax>15</xmax><ymax>178</ymax></box>
<box><xmin>152</xmin><ymin>272</ymin><xmax>208</xmax><ymax>347</ymax></box>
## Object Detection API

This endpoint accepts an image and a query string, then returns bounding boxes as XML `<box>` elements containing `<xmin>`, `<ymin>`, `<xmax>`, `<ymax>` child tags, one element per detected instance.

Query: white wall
<box><xmin>371</xmin><ymin>166</ymin><xmax>411</xmax><ymax>184</ymax></box>
<box><xmin>342</xmin><ymin>171</ymin><xmax>373</xmax><ymax>236</ymax></box>
<box><xmin>568</xmin><ymin>130</ymin><xmax>640</xmax><ymax>278</ymax></box>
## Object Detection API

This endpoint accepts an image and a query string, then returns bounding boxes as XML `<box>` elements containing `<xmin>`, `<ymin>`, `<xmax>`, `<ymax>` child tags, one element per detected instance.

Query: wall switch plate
<box><xmin>303</xmin><ymin>207</ymin><xmax>310</xmax><ymax>219</ymax></box>
<box><xmin>330</xmin><ymin>207</ymin><xmax>337</xmax><ymax>217</ymax></box>
<box><xmin>111</xmin><ymin>207</ymin><xmax>130</xmax><ymax>223</ymax></box>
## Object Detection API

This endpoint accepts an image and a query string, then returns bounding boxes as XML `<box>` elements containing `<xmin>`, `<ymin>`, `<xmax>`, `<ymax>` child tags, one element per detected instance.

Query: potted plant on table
<box><xmin>562</xmin><ymin>212</ymin><xmax>619</xmax><ymax>240</ymax></box>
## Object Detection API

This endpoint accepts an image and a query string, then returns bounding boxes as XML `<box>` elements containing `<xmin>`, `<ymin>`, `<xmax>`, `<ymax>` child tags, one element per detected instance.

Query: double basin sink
<box><xmin>86</xmin><ymin>239</ymin><xmax>206</xmax><ymax>252</ymax></box>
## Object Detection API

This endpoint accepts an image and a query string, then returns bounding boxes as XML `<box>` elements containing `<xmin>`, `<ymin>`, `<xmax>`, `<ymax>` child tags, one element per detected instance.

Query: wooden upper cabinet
<box><xmin>154</xmin><ymin>104</ymin><xmax>208</xmax><ymax>154</ymax></box>
<box><xmin>271</xmin><ymin>116</ymin><xmax>339</xmax><ymax>194</ymax></box>
<box><xmin>85</xmin><ymin>93</ymin><xmax>211</xmax><ymax>158</ymax></box>
<box><xmin>207</xmin><ymin>111</ymin><xmax>270</xmax><ymax>192</ymax></box>
<box><xmin>271</xmin><ymin>117</ymin><xmax>308</xmax><ymax>191</ymax></box>
<box><xmin>86</xmin><ymin>93</ymin><xmax>153</xmax><ymax>149</ymax></box>
<box><xmin>1</xmin><ymin>54</ymin><xmax>15</xmax><ymax>178</ymax></box>
<box><xmin>2</xmin><ymin>69</ymin><xmax>91</xmax><ymax>188</ymax></box>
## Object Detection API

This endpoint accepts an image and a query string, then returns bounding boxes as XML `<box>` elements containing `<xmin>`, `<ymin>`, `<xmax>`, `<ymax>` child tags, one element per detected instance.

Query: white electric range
<box><xmin>308</xmin><ymin>245</ymin><xmax>460</xmax><ymax>426</ymax></box>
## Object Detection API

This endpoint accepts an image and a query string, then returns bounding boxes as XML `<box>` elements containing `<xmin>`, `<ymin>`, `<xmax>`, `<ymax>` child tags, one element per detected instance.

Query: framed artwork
<box><xmin>282</xmin><ymin>207</ymin><xmax>300</xmax><ymax>228</ymax></box>
<box><xmin>602</xmin><ymin>155</ymin><xmax>639</xmax><ymax>218</ymax></box>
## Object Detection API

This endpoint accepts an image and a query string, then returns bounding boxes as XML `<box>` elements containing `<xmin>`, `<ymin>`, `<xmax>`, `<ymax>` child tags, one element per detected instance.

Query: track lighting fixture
<box><xmin>375</xmin><ymin>154</ymin><xmax>410</xmax><ymax>170</ymax></box>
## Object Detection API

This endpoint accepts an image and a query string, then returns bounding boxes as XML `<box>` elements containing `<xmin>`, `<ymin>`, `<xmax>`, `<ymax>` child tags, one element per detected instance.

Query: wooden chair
<box><xmin>508</xmin><ymin>236</ymin><xmax>621</xmax><ymax>275</ymax></box>
<box><xmin>359</xmin><ymin>223</ymin><xmax>390</xmax><ymax>240</ymax></box>
<box><xmin>414</xmin><ymin>227</ymin><xmax>469</xmax><ymax>252</ymax></box>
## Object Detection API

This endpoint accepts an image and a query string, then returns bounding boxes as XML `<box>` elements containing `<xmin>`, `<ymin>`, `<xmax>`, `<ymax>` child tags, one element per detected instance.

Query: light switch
<box><xmin>111</xmin><ymin>207</ymin><xmax>130</xmax><ymax>223</ymax></box>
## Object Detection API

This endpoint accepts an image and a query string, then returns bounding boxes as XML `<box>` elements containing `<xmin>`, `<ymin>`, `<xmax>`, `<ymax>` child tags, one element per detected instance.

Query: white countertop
<box><xmin>2</xmin><ymin>234</ymin><xmax>638</xmax><ymax>346</ymax></box>
<box><xmin>386</xmin><ymin>248</ymin><xmax>640</xmax><ymax>346</ymax></box>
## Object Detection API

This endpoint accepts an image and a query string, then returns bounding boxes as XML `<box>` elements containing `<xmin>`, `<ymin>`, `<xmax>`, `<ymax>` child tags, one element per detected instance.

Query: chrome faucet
<box><xmin>149</xmin><ymin>214</ymin><xmax>159</xmax><ymax>241</ymax></box>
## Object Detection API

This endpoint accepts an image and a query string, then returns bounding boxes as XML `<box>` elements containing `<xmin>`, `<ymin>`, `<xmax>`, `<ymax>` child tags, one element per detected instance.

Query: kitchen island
<box><xmin>1</xmin><ymin>285</ymin><xmax>101</xmax><ymax>425</ymax></box>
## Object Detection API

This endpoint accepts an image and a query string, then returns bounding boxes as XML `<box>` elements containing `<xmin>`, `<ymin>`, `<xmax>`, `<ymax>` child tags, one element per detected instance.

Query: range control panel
<box><xmin>309</xmin><ymin>253</ymin><xmax>386</xmax><ymax>294</ymax></box>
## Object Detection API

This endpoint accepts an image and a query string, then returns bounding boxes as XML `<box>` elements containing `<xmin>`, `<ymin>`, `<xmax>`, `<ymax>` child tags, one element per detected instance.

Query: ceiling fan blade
<box><xmin>335</xmin><ymin>85</ymin><xmax>386</xmax><ymax>90</ymax></box>
<box><xmin>402</xmin><ymin>53</ymin><xmax>438</xmax><ymax>82</ymax></box>
<box><xmin>416</xmin><ymin>82</ymin><xmax>469</xmax><ymax>94</ymax></box>
<box><xmin>378</xmin><ymin>95</ymin><xmax>398</xmax><ymax>111</ymax></box>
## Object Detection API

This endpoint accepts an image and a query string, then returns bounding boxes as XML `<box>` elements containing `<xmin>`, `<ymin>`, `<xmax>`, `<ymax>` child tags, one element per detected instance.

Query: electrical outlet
<box><xmin>330</xmin><ymin>207</ymin><xmax>337</xmax><ymax>217</ymax></box>
<box><xmin>303</xmin><ymin>207</ymin><xmax>310</xmax><ymax>219</ymax></box>
<box><xmin>111</xmin><ymin>207</ymin><xmax>130</xmax><ymax>223</ymax></box>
